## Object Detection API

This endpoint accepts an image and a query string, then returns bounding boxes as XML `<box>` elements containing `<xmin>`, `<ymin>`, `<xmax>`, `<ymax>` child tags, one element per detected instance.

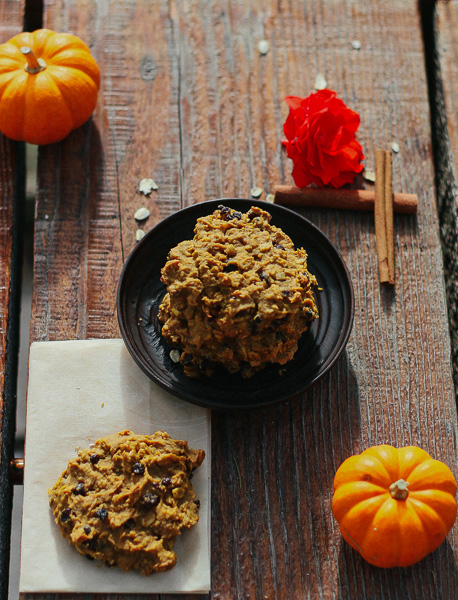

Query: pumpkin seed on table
<box><xmin>363</xmin><ymin>169</ymin><xmax>376</xmax><ymax>183</ymax></box>
<box><xmin>257</xmin><ymin>40</ymin><xmax>270</xmax><ymax>55</ymax></box>
<box><xmin>138</xmin><ymin>178</ymin><xmax>158</xmax><ymax>195</ymax></box>
<box><xmin>135</xmin><ymin>229</ymin><xmax>146</xmax><ymax>242</ymax></box>
<box><xmin>314</xmin><ymin>73</ymin><xmax>327</xmax><ymax>90</ymax></box>
<box><xmin>134</xmin><ymin>207</ymin><xmax>150</xmax><ymax>221</ymax></box>
<box><xmin>250</xmin><ymin>187</ymin><xmax>263</xmax><ymax>198</ymax></box>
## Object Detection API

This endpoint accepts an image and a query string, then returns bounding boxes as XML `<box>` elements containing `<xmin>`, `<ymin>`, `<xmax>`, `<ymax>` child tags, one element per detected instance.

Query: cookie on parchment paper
<box><xmin>48</xmin><ymin>430</ymin><xmax>205</xmax><ymax>575</ymax></box>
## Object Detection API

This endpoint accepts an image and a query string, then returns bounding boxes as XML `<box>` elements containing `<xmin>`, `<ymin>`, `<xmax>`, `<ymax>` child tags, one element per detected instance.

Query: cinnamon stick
<box><xmin>374</xmin><ymin>149</ymin><xmax>390</xmax><ymax>285</ymax></box>
<box><xmin>384</xmin><ymin>151</ymin><xmax>395</xmax><ymax>284</ymax></box>
<box><xmin>273</xmin><ymin>185</ymin><xmax>417</xmax><ymax>214</ymax></box>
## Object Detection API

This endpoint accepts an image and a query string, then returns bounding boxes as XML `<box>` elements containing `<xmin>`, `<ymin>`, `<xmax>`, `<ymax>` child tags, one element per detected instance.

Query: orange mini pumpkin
<box><xmin>0</xmin><ymin>29</ymin><xmax>100</xmax><ymax>145</ymax></box>
<box><xmin>332</xmin><ymin>445</ymin><xmax>457</xmax><ymax>568</ymax></box>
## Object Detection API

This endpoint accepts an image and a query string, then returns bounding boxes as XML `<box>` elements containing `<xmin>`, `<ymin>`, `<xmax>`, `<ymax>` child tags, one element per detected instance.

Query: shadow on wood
<box><xmin>337</xmin><ymin>535</ymin><xmax>458</xmax><ymax>600</ymax></box>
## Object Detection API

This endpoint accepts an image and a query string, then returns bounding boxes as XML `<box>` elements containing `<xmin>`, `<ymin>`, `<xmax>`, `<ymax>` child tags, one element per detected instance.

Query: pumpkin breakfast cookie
<box><xmin>48</xmin><ymin>430</ymin><xmax>205</xmax><ymax>575</ymax></box>
<box><xmin>159</xmin><ymin>205</ymin><xmax>319</xmax><ymax>378</ymax></box>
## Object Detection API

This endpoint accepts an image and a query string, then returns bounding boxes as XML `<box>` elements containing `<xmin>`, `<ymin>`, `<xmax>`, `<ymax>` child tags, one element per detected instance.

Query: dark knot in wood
<box><xmin>140</xmin><ymin>55</ymin><xmax>158</xmax><ymax>81</ymax></box>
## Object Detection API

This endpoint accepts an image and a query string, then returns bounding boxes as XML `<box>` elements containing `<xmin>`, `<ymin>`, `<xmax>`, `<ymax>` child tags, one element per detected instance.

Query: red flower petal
<box><xmin>283</xmin><ymin>90</ymin><xmax>364</xmax><ymax>189</ymax></box>
<box><xmin>284</xmin><ymin>96</ymin><xmax>305</xmax><ymax>111</ymax></box>
<box><xmin>291</xmin><ymin>163</ymin><xmax>313</xmax><ymax>188</ymax></box>
<box><xmin>283</xmin><ymin>111</ymin><xmax>297</xmax><ymax>141</ymax></box>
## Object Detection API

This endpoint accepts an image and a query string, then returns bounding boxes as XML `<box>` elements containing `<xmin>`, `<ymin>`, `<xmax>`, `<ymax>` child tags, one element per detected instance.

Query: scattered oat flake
<box><xmin>170</xmin><ymin>349</ymin><xmax>181</xmax><ymax>363</ymax></box>
<box><xmin>134</xmin><ymin>207</ymin><xmax>150</xmax><ymax>221</ymax></box>
<box><xmin>258</xmin><ymin>39</ymin><xmax>270</xmax><ymax>55</ymax></box>
<box><xmin>314</xmin><ymin>73</ymin><xmax>327</xmax><ymax>90</ymax></box>
<box><xmin>136</xmin><ymin>229</ymin><xmax>146</xmax><ymax>242</ymax></box>
<box><xmin>391</xmin><ymin>141</ymin><xmax>400</xmax><ymax>153</ymax></box>
<box><xmin>89</xmin><ymin>443</ymin><xmax>95</xmax><ymax>449</ymax></box>
<box><xmin>364</xmin><ymin>169</ymin><xmax>376</xmax><ymax>182</ymax></box>
<box><xmin>139</xmin><ymin>178</ymin><xmax>158</xmax><ymax>195</ymax></box>
<box><xmin>265</xmin><ymin>193</ymin><xmax>275</xmax><ymax>203</ymax></box>
<box><xmin>250</xmin><ymin>187</ymin><xmax>263</xmax><ymax>198</ymax></box>
<box><xmin>351</xmin><ymin>40</ymin><xmax>361</xmax><ymax>50</ymax></box>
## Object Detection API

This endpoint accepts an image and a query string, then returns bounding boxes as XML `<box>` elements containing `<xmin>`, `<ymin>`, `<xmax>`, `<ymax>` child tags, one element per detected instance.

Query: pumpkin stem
<box><xmin>20</xmin><ymin>46</ymin><xmax>46</xmax><ymax>74</ymax></box>
<box><xmin>389</xmin><ymin>479</ymin><xmax>409</xmax><ymax>500</ymax></box>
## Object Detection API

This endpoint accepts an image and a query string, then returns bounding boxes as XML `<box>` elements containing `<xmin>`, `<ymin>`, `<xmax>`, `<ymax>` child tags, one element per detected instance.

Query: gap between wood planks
<box><xmin>5</xmin><ymin>8</ymin><xmax>42</xmax><ymax>600</ymax></box>
<box><xmin>420</xmin><ymin>0</ymin><xmax>458</xmax><ymax>404</ymax></box>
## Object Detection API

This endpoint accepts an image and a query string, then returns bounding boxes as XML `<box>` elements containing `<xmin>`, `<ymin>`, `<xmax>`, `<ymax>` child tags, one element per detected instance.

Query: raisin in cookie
<box><xmin>48</xmin><ymin>430</ymin><xmax>205</xmax><ymax>575</ymax></box>
<box><xmin>159</xmin><ymin>205</ymin><xmax>319</xmax><ymax>378</ymax></box>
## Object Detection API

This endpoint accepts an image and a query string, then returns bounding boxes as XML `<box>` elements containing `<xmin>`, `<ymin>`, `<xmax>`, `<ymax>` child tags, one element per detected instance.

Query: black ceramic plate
<box><xmin>117</xmin><ymin>199</ymin><xmax>354</xmax><ymax>410</ymax></box>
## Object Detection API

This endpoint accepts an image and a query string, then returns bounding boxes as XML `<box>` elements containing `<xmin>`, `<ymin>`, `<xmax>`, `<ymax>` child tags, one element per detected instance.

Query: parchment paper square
<box><xmin>19</xmin><ymin>339</ymin><xmax>210</xmax><ymax>594</ymax></box>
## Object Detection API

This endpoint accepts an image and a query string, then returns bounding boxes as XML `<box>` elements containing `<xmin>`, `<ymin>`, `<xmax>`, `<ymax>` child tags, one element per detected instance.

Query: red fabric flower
<box><xmin>282</xmin><ymin>90</ymin><xmax>364</xmax><ymax>188</ymax></box>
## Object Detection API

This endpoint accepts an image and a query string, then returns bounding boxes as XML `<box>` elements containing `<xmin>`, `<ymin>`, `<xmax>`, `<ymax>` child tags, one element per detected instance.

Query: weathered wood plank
<box><xmin>31</xmin><ymin>0</ymin><xmax>181</xmax><ymax>342</ymax></box>
<box><xmin>0</xmin><ymin>2</ymin><xmax>26</xmax><ymax>598</ymax></box>
<box><xmin>437</xmin><ymin>0</ymin><xmax>458</xmax><ymax>175</ymax></box>
<box><xmin>26</xmin><ymin>1</ymin><xmax>457</xmax><ymax>599</ymax></box>
<box><xmin>434</xmin><ymin>0</ymin><xmax>458</xmax><ymax>397</ymax></box>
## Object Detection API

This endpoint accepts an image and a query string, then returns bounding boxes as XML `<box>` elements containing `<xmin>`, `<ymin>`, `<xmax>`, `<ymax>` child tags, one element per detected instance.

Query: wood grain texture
<box><xmin>32</xmin><ymin>0</ymin><xmax>182</xmax><ymax>341</ymax></box>
<box><xmin>26</xmin><ymin>1</ymin><xmax>458</xmax><ymax>599</ymax></box>
<box><xmin>0</xmin><ymin>2</ymin><xmax>25</xmax><ymax>598</ymax></box>
<box><xmin>434</xmin><ymin>0</ymin><xmax>458</xmax><ymax>399</ymax></box>
<box><xmin>436</xmin><ymin>0</ymin><xmax>458</xmax><ymax>179</ymax></box>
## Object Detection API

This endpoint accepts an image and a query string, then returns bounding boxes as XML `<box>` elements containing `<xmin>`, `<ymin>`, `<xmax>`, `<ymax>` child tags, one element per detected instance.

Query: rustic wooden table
<box><xmin>1</xmin><ymin>1</ymin><xmax>457</xmax><ymax>599</ymax></box>
<box><xmin>0</xmin><ymin>2</ymin><xmax>26</xmax><ymax>599</ymax></box>
<box><xmin>433</xmin><ymin>0</ymin><xmax>458</xmax><ymax>394</ymax></box>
